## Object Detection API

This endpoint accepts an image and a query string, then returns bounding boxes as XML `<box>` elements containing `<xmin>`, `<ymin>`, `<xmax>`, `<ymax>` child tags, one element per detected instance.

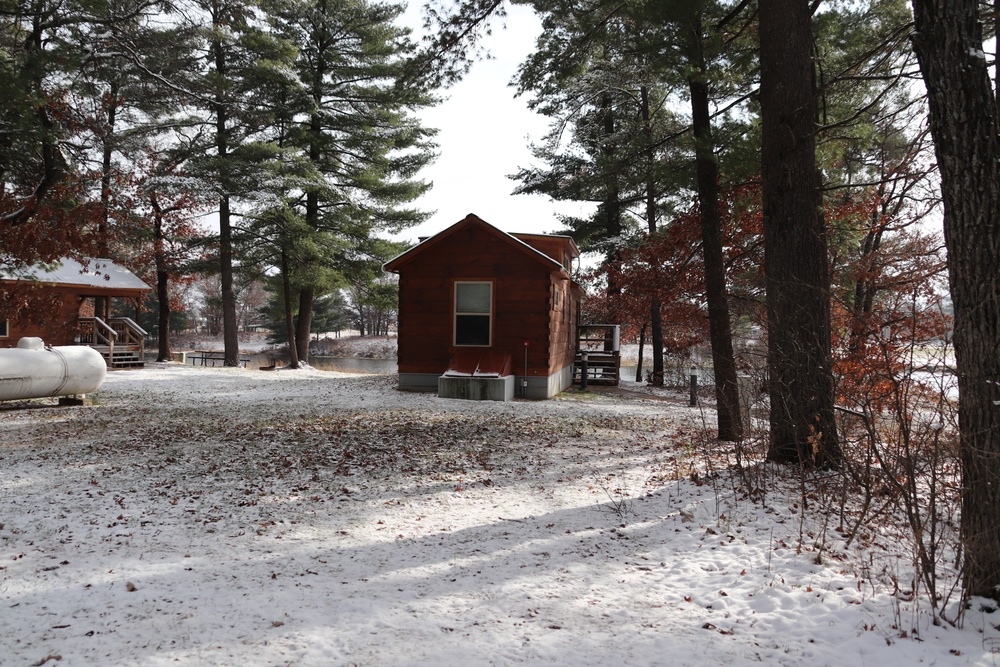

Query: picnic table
<box><xmin>187</xmin><ymin>351</ymin><xmax>249</xmax><ymax>367</ymax></box>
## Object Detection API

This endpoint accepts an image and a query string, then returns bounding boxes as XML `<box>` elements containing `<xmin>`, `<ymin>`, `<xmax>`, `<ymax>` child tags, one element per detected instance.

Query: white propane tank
<box><xmin>0</xmin><ymin>338</ymin><xmax>107</xmax><ymax>401</ymax></box>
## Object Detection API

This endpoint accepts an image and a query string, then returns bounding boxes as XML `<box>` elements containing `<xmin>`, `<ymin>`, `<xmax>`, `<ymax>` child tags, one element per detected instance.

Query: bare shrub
<box><xmin>719</xmin><ymin>319</ymin><xmax>962</xmax><ymax>626</ymax></box>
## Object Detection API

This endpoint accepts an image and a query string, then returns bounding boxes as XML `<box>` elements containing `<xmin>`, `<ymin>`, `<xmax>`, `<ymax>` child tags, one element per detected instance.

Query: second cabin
<box><xmin>384</xmin><ymin>213</ymin><xmax>587</xmax><ymax>400</ymax></box>
<box><xmin>0</xmin><ymin>257</ymin><xmax>151</xmax><ymax>368</ymax></box>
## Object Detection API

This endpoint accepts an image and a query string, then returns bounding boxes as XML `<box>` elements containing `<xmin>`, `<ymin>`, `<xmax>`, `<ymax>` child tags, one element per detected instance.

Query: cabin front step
<box><xmin>106</xmin><ymin>361</ymin><xmax>144</xmax><ymax>369</ymax></box>
<box><xmin>90</xmin><ymin>346</ymin><xmax>144</xmax><ymax>369</ymax></box>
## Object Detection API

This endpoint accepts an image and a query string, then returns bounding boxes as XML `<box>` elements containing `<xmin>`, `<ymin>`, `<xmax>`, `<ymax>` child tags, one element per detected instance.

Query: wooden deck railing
<box><xmin>78</xmin><ymin>316</ymin><xmax>147</xmax><ymax>367</ymax></box>
<box><xmin>574</xmin><ymin>323</ymin><xmax>621</xmax><ymax>386</ymax></box>
<box><xmin>79</xmin><ymin>317</ymin><xmax>118</xmax><ymax>347</ymax></box>
<box><xmin>110</xmin><ymin>317</ymin><xmax>147</xmax><ymax>354</ymax></box>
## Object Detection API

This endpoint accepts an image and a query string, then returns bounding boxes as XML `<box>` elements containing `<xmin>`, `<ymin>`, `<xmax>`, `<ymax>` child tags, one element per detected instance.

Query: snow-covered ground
<box><xmin>1</xmin><ymin>364</ymin><xmax>995</xmax><ymax>666</ymax></box>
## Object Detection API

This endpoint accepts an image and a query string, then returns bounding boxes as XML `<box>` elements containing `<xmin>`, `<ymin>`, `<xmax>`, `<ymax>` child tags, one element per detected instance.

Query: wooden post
<box><xmin>689</xmin><ymin>366</ymin><xmax>698</xmax><ymax>407</ymax></box>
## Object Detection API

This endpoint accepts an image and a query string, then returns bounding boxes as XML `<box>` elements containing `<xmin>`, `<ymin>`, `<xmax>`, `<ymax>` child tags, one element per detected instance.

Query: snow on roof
<box><xmin>1</xmin><ymin>257</ymin><xmax>151</xmax><ymax>291</ymax></box>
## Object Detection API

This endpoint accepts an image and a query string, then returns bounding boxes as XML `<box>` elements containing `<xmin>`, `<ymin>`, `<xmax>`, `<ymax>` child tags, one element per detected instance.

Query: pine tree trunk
<box><xmin>640</xmin><ymin>87</ymin><xmax>665</xmax><ymax>387</ymax></box>
<box><xmin>281</xmin><ymin>248</ymin><xmax>300</xmax><ymax>369</ymax></box>
<box><xmin>291</xmin><ymin>93</ymin><xmax>324</xmax><ymax>365</ymax></box>
<box><xmin>156</xmin><ymin>268</ymin><xmax>171</xmax><ymax>363</ymax></box>
<box><xmin>759</xmin><ymin>0</ymin><xmax>840</xmax><ymax>466</ymax></box>
<box><xmin>688</xmin><ymin>30</ymin><xmax>742</xmax><ymax>442</ymax></box>
<box><xmin>296</xmin><ymin>287</ymin><xmax>314</xmax><ymax>365</ymax></box>
<box><xmin>911</xmin><ymin>0</ymin><xmax>1000</xmax><ymax>601</ymax></box>
<box><xmin>219</xmin><ymin>193</ymin><xmax>240</xmax><ymax>366</ymax></box>
<box><xmin>151</xmin><ymin>195</ymin><xmax>171</xmax><ymax>363</ymax></box>
<box><xmin>996</xmin><ymin>0</ymin><xmax>1000</xmax><ymax>118</ymax></box>
<box><xmin>98</xmin><ymin>81</ymin><xmax>117</xmax><ymax>257</ymax></box>
<box><xmin>212</xmin><ymin>21</ymin><xmax>240</xmax><ymax>368</ymax></box>
<box><xmin>600</xmin><ymin>91</ymin><xmax>623</xmax><ymax>296</ymax></box>
<box><xmin>94</xmin><ymin>82</ymin><xmax>118</xmax><ymax>320</ymax></box>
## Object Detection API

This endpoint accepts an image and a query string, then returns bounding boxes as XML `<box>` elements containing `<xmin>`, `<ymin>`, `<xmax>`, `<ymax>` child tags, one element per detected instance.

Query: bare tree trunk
<box><xmin>759</xmin><ymin>0</ymin><xmax>840</xmax><ymax>466</ymax></box>
<box><xmin>911</xmin><ymin>0</ymin><xmax>1000</xmax><ymax>601</ymax></box>
<box><xmin>687</xmin><ymin>19</ymin><xmax>742</xmax><ymax>442</ymax></box>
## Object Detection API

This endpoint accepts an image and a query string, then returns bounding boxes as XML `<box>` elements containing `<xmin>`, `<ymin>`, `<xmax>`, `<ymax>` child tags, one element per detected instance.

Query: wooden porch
<box><xmin>573</xmin><ymin>324</ymin><xmax>621</xmax><ymax>387</ymax></box>
<box><xmin>78</xmin><ymin>316</ymin><xmax>148</xmax><ymax>369</ymax></box>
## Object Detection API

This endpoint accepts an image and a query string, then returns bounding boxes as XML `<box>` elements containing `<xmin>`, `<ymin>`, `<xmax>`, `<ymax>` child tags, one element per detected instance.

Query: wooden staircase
<box><xmin>79</xmin><ymin>317</ymin><xmax>147</xmax><ymax>369</ymax></box>
<box><xmin>573</xmin><ymin>324</ymin><xmax>621</xmax><ymax>387</ymax></box>
<box><xmin>91</xmin><ymin>345</ymin><xmax>145</xmax><ymax>368</ymax></box>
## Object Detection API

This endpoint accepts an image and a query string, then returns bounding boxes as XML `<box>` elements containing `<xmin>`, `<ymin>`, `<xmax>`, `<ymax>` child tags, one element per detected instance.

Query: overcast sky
<box><xmin>396</xmin><ymin>4</ymin><xmax>590</xmax><ymax>244</ymax></box>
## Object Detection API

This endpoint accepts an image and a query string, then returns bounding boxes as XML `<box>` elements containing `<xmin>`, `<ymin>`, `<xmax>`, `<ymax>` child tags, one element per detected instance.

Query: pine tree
<box><xmin>262</xmin><ymin>0</ymin><xmax>435</xmax><ymax>364</ymax></box>
<box><xmin>759</xmin><ymin>0</ymin><xmax>841</xmax><ymax>467</ymax></box>
<box><xmin>0</xmin><ymin>0</ymin><xmax>153</xmax><ymax>262</ymax></box>
<box><xmin>910</xmin><ymin>0</ymin><xmax>1000</xmax><ymax>602</ymax></box>
<box><xmin>164</xmin><ymin>0</ymin><xmax>300</xmax><ymax>366</ymax></box>
<box><xmin>512</xmin><ymin>0</ymin><xmax>749</xmax><ymax>435</ymax></box>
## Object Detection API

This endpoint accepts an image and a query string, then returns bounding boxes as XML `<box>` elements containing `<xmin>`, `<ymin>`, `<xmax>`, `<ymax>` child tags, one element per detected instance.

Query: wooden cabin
<box><xmin>384</xmin><ymin>213</ymin><xmax>586</xmax><ymax>400</ymax></box>
<box><xmin>0</xmin><ymin>258</ymin><xmax>151</xmax><ymax>368</ymax></box>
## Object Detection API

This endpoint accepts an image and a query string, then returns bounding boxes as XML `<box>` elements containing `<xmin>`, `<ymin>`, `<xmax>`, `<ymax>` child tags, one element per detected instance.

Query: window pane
<box><xmin>456</xmin><ymin>315</ymin><xmax>490</xmax><ymax>346</ymax></box>
<box><xmin>456</xmin><ymin>283</ymin><xmax>491</xmax><ymax>313</ymax></box>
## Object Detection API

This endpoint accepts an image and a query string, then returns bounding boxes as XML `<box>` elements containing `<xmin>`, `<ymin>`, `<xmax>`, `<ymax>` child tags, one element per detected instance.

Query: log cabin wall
<box><xmin>388</xmin><ymin>214</ymin><xmax>584</xmax><ymax>398</ymax></box>
<box><xmin>547</xmin><ymin>275</ymin><xmax>577</xmax><ymax>375</ymax></box>
<box><xmin>396</xmin><ymin>224</ymin><xmax>553</xmax><ymax>374</ymax></box>
<box><xmin>1</xmin><ymin>285</ymin><xmax>83</xmax><ymax>346</ymax></box>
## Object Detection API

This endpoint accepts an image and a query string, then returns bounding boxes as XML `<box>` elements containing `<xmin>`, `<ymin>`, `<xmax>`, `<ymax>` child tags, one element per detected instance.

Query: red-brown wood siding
<box><xmin>511</xmin><ymin>234</ymin><xmax>579</xmax><ymax>272</ymax></box>
<box><xmin>1</xmin><ymin>282</ymin><xmax>147</xmax><ymax>347</ymax></box>
<box><xmin>395</xmin><ymin>225</ymin><xmax>564</xmax><ymax>377</ymax></box>
<box><xmin>517</xmin><ymin>237</ymin><xmax>566</xmax><ymax>267</ymax></box>
<box><xmin>547</xmin><ymin>276</ymin><xmax>578</xmax><ymax>375</ymax></box>
<box><xmin>1</xmin><ymin>286</ymin><xmax>83</xmax><ymax>346</ymax></box>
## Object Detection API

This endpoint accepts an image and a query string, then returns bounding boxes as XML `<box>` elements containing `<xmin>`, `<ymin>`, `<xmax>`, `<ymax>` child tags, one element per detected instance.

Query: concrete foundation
<box><xmin>517</xmin><ymin>363</ymin><xmax>574</xmax><ymax>399</ymax></box>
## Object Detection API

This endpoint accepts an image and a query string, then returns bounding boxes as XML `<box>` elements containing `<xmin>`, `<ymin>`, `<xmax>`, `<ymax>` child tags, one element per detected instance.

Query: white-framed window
<box><xmin>0</xmin><ymin>319</ymin><xmax>7</xmax><ymax>338</ymax></box>
<box><xmin>454</xmin><ymin>281</ymin><xmax>492</xmax><ymax>346</ymax></box>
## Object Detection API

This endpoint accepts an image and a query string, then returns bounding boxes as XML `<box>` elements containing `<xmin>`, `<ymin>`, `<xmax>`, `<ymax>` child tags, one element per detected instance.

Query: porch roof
<box><xmin>1</xmin><ymin>258</ymin><xmax>151</xmax><ymax>294</ymax></box>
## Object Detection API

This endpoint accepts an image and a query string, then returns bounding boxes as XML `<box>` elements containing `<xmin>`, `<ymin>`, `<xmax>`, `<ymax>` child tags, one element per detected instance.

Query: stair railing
<box><xmin>110</xmin><ymin>317</ymin><xmax>148</xmax><ymax>364</ymax></box>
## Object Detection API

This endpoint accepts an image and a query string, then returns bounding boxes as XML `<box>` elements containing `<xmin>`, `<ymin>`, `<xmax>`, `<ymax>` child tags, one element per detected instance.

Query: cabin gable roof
<box><xmin>384</xmin><ymin>213</ymin><xmax>572</xmax><ymax>276</ymax></box>
<box><xmin>510</xmin><ymin>232</ymin><xmax>580</xmax><ymax>267</ymax></box>
<box><xmin>1</xmin><ymin>257</ymin><xmax>151</xmax><ymax>295</ymax></box>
